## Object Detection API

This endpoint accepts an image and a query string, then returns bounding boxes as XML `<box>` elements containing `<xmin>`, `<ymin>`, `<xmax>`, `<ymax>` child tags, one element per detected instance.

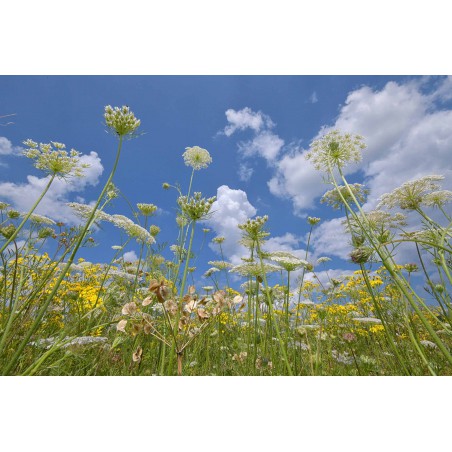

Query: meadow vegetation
<box><xmin>1</xmin><ymin>106</ymin><xmax>451</xmax><ymax>376</ymax></box>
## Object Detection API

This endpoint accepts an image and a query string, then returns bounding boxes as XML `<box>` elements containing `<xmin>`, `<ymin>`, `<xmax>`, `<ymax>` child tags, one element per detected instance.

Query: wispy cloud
<box><xmin>221</xmin><ymin>107</ymin><xmax>284</xmax><ymax>167</ymax></box>
<box><xmin>238</xmin><ymin>163</ymin><xmax>254</xmax><ymax>182</ymax></box>
<box><xmin>223</xmin><ymin>107</ymin><xmax>274</xmax><ymax>136</ymax></box>
<box><xmin>309</xmin><ymin>91</ymin><xmax>318</xmax><ymax>103</ymax></box>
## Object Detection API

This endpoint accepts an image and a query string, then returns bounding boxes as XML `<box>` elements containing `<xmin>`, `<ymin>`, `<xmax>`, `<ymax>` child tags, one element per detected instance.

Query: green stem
<box><xmin>256</xmin><ymin>240</ymin><xmax>293</xmax><ymax>375</ymax></box>
<box><xmin>329</xmin><ymin>166</ymin><xmax>452</xmax><ymax>364</ymax></box>
<box><xmin>2</xmin><ymin>136</ymin><xmax>124</xmax><ymax>375</ymax></box>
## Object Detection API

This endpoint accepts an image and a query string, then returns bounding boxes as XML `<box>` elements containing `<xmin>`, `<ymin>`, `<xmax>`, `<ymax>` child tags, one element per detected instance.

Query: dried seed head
<box><xmin>121</xmin><ymin>302</ymin><xmax>137</xmax><ymax>316</ymax></box>
<box><xmin>142</xmin><ymin>296</ymin><xmax>153</xmax><ymax>307</ymax></box>
<box><xmin>164</xmin><ymin>299</ymin><xmax>178</xmax><ymax>316</ymax></box>
<box><xmin>132</xmin><ymin>346</ymin><xmax>143</xmax><ymax>363</ymax></box>
<box><xmin>349</xmin><ymin>247</ymin><xmax>373</xmax><ymax>264</ymax></box>
<box><xmin>116</xmin><ymin>319</ymin><xmax>127</xmax><ymax>332</ymax></box>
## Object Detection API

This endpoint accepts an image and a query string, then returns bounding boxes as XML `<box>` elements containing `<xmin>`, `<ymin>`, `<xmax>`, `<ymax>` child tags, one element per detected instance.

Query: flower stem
<box><xmin>2</xmin><ymin>136</ymin><xmax>124</xmax><ymax>375</ymax></box>
<box><xmin>0</xmin><ymin>173</ymin><xmax>56</xmax><ymax>255</ymax></box>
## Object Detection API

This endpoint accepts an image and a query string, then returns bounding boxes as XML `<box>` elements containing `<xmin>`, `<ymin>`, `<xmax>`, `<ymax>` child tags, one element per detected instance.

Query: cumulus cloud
<box><xmin>0</xmin><ymin>151</ymin><xmax>103</xmax><ymax>223</ymax></box>
<box><xmin>0</xmin><ymin>136</ymin><xmax>22</xmax><ymax>155</ymax></box>
<box><xmin>268</xmin><ymin>148</ymin><xmax>325</xmax><ymax>213</ymax></box>
<box><xmin>205</xmin><ymin>185</ymin><xmax>311</xmax><ymax>269</ymax></box>
<box><xmin>0</xmin><ymin>136</ymin><xmax>23</xmax><ymax>167</ymax></box>
<box><xmin>123</xmin><ymin>250</ymin><xmax>138</xmax><ymax>262</ymax></box>
<box><xmin>269</xmin><ymin>77</ymin><xmax>452</xmax><ymax>212</ymax></box>
<box><xmin>222</xmin><ymin>77</ymin><xmax>452</xmax><ymax>267</ymax></box>
<box><xmin>309</xmin><ymin>217</ymin><xmax>351</xmax><ymax>261</ymax></box>
<box><xmin>204</xmin><ymin>185</ymin><xmax>256</xmax><ymax>264</ymax></box>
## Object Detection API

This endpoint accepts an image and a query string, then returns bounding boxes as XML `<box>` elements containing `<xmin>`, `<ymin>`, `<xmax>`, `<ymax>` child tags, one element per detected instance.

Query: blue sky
<box><xmin>1</xmin><ymin>75</ymin><xmax>451</xmax><ymax>291</ymax></box>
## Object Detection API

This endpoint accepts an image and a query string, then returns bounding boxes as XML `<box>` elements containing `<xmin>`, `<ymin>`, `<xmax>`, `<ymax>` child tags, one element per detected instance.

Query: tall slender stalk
<box><xmin>2</xmin><ymin>136</ymin><xmax>124</xmax><ymax>375</ymax></box>
<box><xmin>0</xmin><ymin>173</ymin><xmax>56</xmax><ymax>255</ymax></box>
<box><xmin>256</xmin><ymin>240</ymin><xmax>293</xmax><ymax>375</ymax></box>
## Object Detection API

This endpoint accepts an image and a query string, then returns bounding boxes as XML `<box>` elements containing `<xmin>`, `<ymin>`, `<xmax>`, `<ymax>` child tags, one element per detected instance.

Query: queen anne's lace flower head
<box><xmin>306</xmin><ymin>130</ymin><xmax>366</xmax><ymax>172</ymax></box>
<box><xmin>67</xmin><ymin>202</ymin><xmax>113</xmax><ymax>222</ymax></box>
<box><xmin>183</xmin><ymin>146</ymin><xmax>212</xmax><ymax>170</ymax></box>
<box><xmin>23</xmin><ymin>140</ymin><xmax>90</xmax><ymax>178</ymax></box>
<box><xmin>377</xmin><ymin>175</ymin><xmax>451</xmax><ymax>210</ymax></box>
<box><xmin>22</xmin><ymin>213</ymin><xmax>56</xmax><ymax>225</ymax></box>
<box><xmin>108</xmin><ymin>214</ymin><xmax>155</xmax><ymax>245</ymax></box>
<box><xmin>267</xmin><ymin>251</ymin><xmax>308</xmax><ymax>272</ymax></box>
<box><xmin>345</xmin><ymin>210</ymin><xmax>407</xmax><ymax>233</ymax></box>
<box><xmin>208</xmin><ymin>260</ymin><xmax>233</xmax><ymax>270</ymax></box>
<box><xmin>230</xmin><ymin>261</ymin><xmax>282</xmax><ymax>277</ymax></box>
<box><xmin>321</xmin><ymin>183</ymin><xmax>369</xmax><ymax>210</ymax></box>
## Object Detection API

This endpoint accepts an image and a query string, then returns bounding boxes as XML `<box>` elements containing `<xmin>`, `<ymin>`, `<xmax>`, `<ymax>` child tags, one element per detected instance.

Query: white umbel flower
<box><xmin>183</xmin><ymin>146</ymin><xmax>212</xmax><ymax>170</ymax></box>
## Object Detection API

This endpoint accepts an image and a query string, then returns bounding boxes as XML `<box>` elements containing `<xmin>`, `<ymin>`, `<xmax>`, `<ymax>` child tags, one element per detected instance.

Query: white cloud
<box><xmin>222</xmin><ymin>78</ymin><xmax>452</xmax><ymax>266</ymax></box>
<box><xmin>0</xmin><ymin>136</ymin><xmax>22</xmax><ymax>155</ymax></box>
<box><xmin>205</xmin><ymin>186</ymin><xmax>310</xmax><ymax>268</ymax></box>
<box><xmin>223</xmin><ymin>107</ymin><xmax>274</xmax><ymax>136</ymax></box>
<box><xmin>431</xmin><ymin>75</ymin><xmax>452</xmax><ymax>102</ymax></box>
<box><xmin>0</xmin><ymin>151</ymin><xmax>103</xmax><ymax>223</ymax></box>
<box><xmin>123</xmin><ymin>250</ymin><xmax>138</xmax><ymax>262</ymax></box>
<box><xmin>264</xmin><ymin>232</ymin><xmax>302</xmax><ymax>253</ymax></box>
<box><xmin>309</xmin><ymin>217</ymin><xmax>351</xmax><ymax>261</ymax></box>
<box><xmin>268</xmin><ymin>148</ymin><xmax>325</xmax><ymax>213</ymax></box>
<box><xmin>238</xmin><ymin>130</ymin><xmax>284</xmax><ymax>162</ymax></box>
<box><xmin>221</xmin><ymin>107</ymin><xmax>284</xmax><ymax>166</ymax></box>
<box><xmin>270</xmin><ymin>77</ymin><xmax>452</xmax><ymax>214</ymax></box>
<box><xmin>204</xmin><ymin>185</ymin><xmax>256</xmax><ymax>264</ymax></box>
<box><xmin>309</xmin><ymin>91</ymin><xmax>318</xmax><ymax>103</ymax></box>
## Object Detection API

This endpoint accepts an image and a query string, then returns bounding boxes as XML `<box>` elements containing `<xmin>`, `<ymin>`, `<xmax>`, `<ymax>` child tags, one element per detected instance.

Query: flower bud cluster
<box><xmin>177</xmin><ymin>192</ymin><xmax>216</xmax><ymax>221</ymax></box>
<box><xmin>104</xmin><ymin>105</ymin><xmax>141</xmax><ymax>137</ymax></box>
<box><xmin>238</xmin><ymin>215</ymin><xmax>269</xmax><ymax>240</ymax></box>
<box><xmin>137</xmin><ymin>203</ymin><xmax>158</xmax><ymax>216</ymax></box>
